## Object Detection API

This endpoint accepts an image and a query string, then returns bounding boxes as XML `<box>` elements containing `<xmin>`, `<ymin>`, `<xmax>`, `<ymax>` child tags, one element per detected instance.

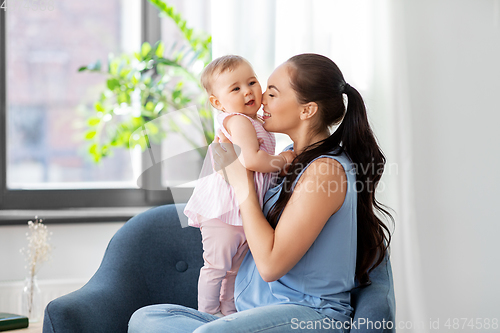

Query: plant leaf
<box><xmin>107</xmin><ymin>78</ymin><xmax>120</xmax><ymax>90</ymax></box>
<box><xmin>155</xmin><ymin>41</ymin><xmax>165</xmax><ymax>57</ymax></box>
<box><xmin>86</xmin><ymin>60</ymin><xmax>101</xmax><ymax>71</ymax></box>
<box><xmin>141</xmin><ymin>42</ymin><xmax>152</xmax><ymax>58</ymax></box>
<box><xmin>94</xmin><ymin>102</ymin><xmax>105</xmax><ymax>112</ymax></box>
<box><xmin>85</xmin><ymin>131</ymin><xmax>97</xmax><ymax>140</ymax></box>
<box><xmin>88</xmin><ymin>117</ymin><xmax>101</xmax><ymax>126</ymax></box>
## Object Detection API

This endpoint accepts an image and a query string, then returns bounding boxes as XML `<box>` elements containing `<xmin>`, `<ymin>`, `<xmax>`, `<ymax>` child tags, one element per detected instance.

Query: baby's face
<box><xmin>210</xmin><ymin>62</ymin><xmax>262</xmax><ymax>117</ymax></box>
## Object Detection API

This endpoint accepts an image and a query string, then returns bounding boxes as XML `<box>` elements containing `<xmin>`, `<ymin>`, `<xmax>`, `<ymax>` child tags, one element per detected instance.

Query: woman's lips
<box><xmin>262</xmin><ymin>111</ymin><xmax>271</xmax><ymax>119</ymax></box>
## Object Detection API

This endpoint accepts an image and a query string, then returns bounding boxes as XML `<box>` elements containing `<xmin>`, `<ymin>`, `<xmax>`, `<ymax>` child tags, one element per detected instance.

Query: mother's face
<box><xmin>261</xmin><ymin>63</ymin><xmax>302</xmax><ymax>135</ymax></box>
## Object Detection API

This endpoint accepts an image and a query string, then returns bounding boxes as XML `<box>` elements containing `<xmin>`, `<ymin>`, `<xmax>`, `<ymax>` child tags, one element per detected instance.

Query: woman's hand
<box><xmin>212</xmin><ymin>130</ymin><xmax>255</xmax><ymax>203</ymax></box>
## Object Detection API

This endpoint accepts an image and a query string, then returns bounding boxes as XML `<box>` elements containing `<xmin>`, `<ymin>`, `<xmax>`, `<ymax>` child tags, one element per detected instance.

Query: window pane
<box><xmin>159</xmin><ymin>0</ymin><xmax>212</xmax><ymax>188</ymax></box>
<box><xmin>6</xmin><ymin>0</ymin><xmax>141</xmax><ymax>189</ymax></box>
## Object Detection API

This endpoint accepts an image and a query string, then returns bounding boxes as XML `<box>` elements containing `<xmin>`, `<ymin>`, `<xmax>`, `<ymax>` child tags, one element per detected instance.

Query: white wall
<box><xmin>0</xmin><ymin>222</ymin><xmax>124</xmax><ymax>313</ymax></box>
<box><xmin>401</xmin><ymin>0</ymin><xmax>500</xmax><ymax>328</ymax></box>
<box><xmin>0</xmin><ymin>222</ymin><xmax>125</xmax><ymax>282</ymax></box>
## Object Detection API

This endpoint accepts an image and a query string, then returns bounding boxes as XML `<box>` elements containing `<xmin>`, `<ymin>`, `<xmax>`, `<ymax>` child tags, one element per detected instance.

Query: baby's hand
<box><xmin>278</xmin><ymin>150</ymin><xmax>297</xmax><ymax>176</ymax></box>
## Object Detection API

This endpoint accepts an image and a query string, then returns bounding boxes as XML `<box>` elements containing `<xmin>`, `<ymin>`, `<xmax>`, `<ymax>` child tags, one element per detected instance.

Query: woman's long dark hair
<box><xmin>266</xmin><ymin>54</ymin><xmax>393</xmax><ymax>285</ymax></box>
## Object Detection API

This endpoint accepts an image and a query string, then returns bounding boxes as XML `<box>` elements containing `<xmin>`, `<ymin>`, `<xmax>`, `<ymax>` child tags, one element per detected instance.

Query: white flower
<box><xmin>20</xmin><ymin>217</ymin><xmax>53</xmax><ymax>277</ymax></box>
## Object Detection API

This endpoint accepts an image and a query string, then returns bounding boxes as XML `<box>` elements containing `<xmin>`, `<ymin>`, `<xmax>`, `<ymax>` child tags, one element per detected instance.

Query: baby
<box><xmin>184</xmin><ymin>55</ymin><xmax>295</xmax><ymax>317</ymax></box>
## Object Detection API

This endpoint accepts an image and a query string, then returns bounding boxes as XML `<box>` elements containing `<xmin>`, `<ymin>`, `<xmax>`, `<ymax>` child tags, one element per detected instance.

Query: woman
<box><xmin>128</xmin><ymin>53</ymin><xmax>392</xmax><ymax>333</ymax></box>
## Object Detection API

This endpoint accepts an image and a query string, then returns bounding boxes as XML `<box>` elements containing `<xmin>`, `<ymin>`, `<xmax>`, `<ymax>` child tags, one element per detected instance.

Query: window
<box><xmin>0</xmin><ymin>0</ymin><xmax>200</xmax><ymax>215</ymax></box>
<box><xmin>6</xmin><ymin>0</ymin><xmax>138</xmax><ymax>189</ymax></box>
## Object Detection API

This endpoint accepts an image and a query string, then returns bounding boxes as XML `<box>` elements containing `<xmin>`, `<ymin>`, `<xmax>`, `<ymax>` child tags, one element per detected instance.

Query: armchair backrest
<box><xmin>350</xmin><ymin>256</ymin><xmax>396</xmax><ymax>332</ymax></box>
<box><xmin>103</xmin><ymin>203</ymin><xmax>203</xmax><ymax>307</ymax></box>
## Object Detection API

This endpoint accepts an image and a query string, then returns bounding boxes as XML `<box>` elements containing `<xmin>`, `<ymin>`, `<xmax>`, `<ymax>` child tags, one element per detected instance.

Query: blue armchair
<box><xmin>43</xmin><ymin>204</ymin><xmax>395</xmax><ymax>332</ymax></box>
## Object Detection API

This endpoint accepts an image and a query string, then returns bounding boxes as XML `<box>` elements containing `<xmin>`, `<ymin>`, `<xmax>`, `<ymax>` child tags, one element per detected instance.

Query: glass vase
<box><xmin>21</xmin><ymin>275</ymin><xmax>43</xmax><ymax>322</ymax></box>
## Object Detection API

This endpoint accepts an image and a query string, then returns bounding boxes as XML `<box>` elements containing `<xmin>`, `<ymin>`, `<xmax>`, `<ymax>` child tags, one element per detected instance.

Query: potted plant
<box><xmin>78</xmin><ymin>0</ymin><xmax>214</xmax><ymax>163</ymax></box>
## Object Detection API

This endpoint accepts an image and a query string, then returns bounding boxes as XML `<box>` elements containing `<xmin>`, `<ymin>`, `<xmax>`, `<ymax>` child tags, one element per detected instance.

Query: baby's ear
<box><xmin>209</xmin><ymin>95</ymin><xmax>223</xmax><ymax>111</ymax></box>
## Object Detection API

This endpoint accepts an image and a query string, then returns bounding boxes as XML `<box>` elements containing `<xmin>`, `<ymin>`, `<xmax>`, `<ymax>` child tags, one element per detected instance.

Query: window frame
<box><xmin>0</xmin><ymin>1</ymin><xmax>192</xmax><ymax>218</ymax></box>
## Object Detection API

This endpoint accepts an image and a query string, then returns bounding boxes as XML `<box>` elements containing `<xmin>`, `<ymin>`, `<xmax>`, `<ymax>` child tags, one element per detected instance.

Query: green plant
<box><xmin>78</xmin><ymin>0</ymin><xmax>213</xmax><ymax>162</ymax></box>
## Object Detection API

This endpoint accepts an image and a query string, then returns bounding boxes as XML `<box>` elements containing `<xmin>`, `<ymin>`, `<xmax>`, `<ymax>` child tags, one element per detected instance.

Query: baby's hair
<box><xmin>201</xmin><ymin>55</ymin><xmax>248</xmax><ymax>95</ymax></box>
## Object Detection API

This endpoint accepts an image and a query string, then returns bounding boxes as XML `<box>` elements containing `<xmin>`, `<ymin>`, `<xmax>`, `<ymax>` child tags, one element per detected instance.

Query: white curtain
<box><xmin>211</xmin><ymin>0</ymin><xmax>428</xmax><ymax>329</ymax></box>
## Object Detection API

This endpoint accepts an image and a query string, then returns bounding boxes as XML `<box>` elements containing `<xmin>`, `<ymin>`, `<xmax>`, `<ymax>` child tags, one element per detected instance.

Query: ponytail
<box><xmin>339</xmin><ymin>83</ymin><xmax>393</xmax><ymax>284</ymax></box>
<box><xmin>266</xmin><ymin>54</ymin><xmax>393</xmax><ymax>284</ymax></box>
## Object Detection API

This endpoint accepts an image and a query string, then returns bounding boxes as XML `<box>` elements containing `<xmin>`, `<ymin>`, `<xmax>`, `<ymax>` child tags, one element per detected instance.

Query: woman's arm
<box><xmin>224</xmin><ymin>115</ymin><xmax>293</xmax><ymax>173</ymax></box>
<box><xmin>212</xmin><ymin>139</ymin><xmax>347</xmax><ymax>282</ymax></box>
